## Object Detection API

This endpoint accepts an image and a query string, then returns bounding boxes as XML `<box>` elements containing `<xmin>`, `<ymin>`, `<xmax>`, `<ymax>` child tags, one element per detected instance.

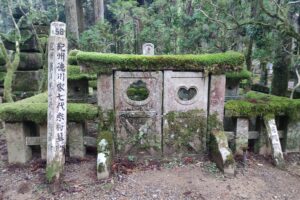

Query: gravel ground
<box><xmin>1</xmin><ymin>130</ymin><xmax>300</xmax><ymax>200</ymax></box>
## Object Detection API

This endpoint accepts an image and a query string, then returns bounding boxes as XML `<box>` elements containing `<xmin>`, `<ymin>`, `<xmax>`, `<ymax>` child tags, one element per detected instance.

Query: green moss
<box><xmin>18</xmin><ymin>92</ymin><xmax>47</xmax><ymax>103</ymax></box>
<box><xmin>225</xmin><ymin>68</ymin><xmax>251</xmax><ymax>80</ymax></box>
<box><xmin>68</xmin><ymin>56</ymin><xmax>78</xmax><ymax>65</ymax></box>
<box><xmin>99</xmin><ymin>109</ymin><xmax>115</xmax><ymax>132</ymax></box>
<box><xmin>0</xmin><ymin>93</ymin><xmax>98</xmax><ymax>123</ymax></box>
<box><xmin>76</xmin><ymin>51</ymin><xmax>244</xmax><ymax>75</ymax></box>
<box><xmin>69</xmin><ymin>49</ymin><xmax>80</xmax><ymax>57</ymax></box>
<box><xmin>67</xmin><ymin>65</ymin><xmax>96</xmax><ymax>80</ymax></box>
<box><xmin>224</xmin><ymin>153</ymin><xmax>235</xmax><ymax>167</ymax></box>
<box><xmin>37</xmin><ymin>36</ymin><xmax>48</xmax><ymax>51</ymax></box>
<box><xmin>46</xmin><ymin>159</ymin><xmax>61</xmax><ymax>183</ymax></box>
<box><xmin>88</xmin><ymin>80</ymin><xmax>97</xmax><ymax>89</ymax></box>
<box><xmin>97</xmin><ymin>162</ymin><xmax>105</xmax><ymax>173</ymax></box>
<box><xmin>97</xmin><ymin>131</ymin><xmax>114</xmax><ymax>155</ymax></box>
<box><xmin>225</xmin><ymin>91</ymin><xmax>300</xmax><ymax>121</ymax></box>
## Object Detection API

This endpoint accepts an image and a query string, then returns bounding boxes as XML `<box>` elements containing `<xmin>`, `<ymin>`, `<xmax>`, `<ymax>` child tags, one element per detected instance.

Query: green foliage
<box><xmin>79</xmin><ymin>22</ymin><xmax>114</xmax><ymax>52</ymax></box>
<box><xmin>126</xmin><ymin>80</ymin><xmax>149</xmax><ymax>101</ymax></box>
<box><xmin>76</xmin><ymin>51</ymin><xmax>244</xmax><ymax>74</ymax></box>
<box><xmin>225</xmin><ymin>91</ymin><xmax>300</xmax><ymax>120</ymax></box>
<box><xmin>225</xmin><ymin>68</ymin><xmax>251</xmax><ymax>80</ymax></box>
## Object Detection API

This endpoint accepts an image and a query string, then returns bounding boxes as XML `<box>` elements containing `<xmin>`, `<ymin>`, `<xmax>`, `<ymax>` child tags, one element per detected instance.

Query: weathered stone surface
<box><xmin>115</xmin><ymin>71</ymin><xmax>162</xmax><ymax>158</ymax></box>
<box><xmin>97</xmin><ymin>139</ymin><xmax>110</xmax><ymax>179</ymax></box>
<box><xmin>163</xmin><ymin>71</ymin><xmax>208</xmax><ymax>113</ymax></box>
<box><xmin>263</xmin><ymin>117</ymin><xmax>285</xmax><ymax>168</ymax></box>
<box><xmin>163</xmin><ymin>71</ymin><xmax>208</xmax><ymax>155</ymax></box>
<box><xmin>34</xmin><ymin>25</ymin><xmax>49</xmax><ymax>36</ymax></box>
<box><xmin>68</xmin><ymin>122</ymin><xmax>86</xmax><ymax>158</ymax></box>
<box><xmin>163</xmin><ymin>110</ymin><xmax>207</xmax><ymax>156</ymax></box>
<box><xmin>286</xmin><ymin>121</ymin><xmax>300</xmax><ymax>152</ymax></box>
<box><xmin>18</xmin><ymin>52</ymin><xmax>43</xmax><ymax>70</ymax></box>
<box><xmin>3</xmin><ymin>34</ymin><xmax>41</xmax><ymax>52</ymax></box>
<box><xmin>38</xmin><ymin>124</ymin><xmax>47</xmax><ymax>160</ymax></box>
<box><xmin>142</xmin><ymin>43</ymin><xmax>154</xmax><ymax>55</ymax></box>
<box><xmin>12</xmin><ymin>70</ymin><xmax>42</xmax><ymax>91</ymax></box>
<box><xmin>5</xmin><ymin>122</ymin><xmax>32</xmax><ymax>164</ymax></box>
<box><xmin>235</xmin><ymin>118</ymin><xmax>249</xmax><ymax>155</ymax></box>
<box><xmin>97</xmin><ymin>75</ymin><xmax>114</xmax><ymax>109</ymax></box>
<box><xmin>68</xmin><ymin>79</ymin><xmax>89</xmax><ymax>102</ymax></box>
<box><xmin>209</xmin><ymin>75</ymin><xmax>226</xmax><ymax>122</ymax></box>
<box><xmin>209</xmin><ymin>130</ymin><xmax>235</xmax><ymax>175</ymax></box>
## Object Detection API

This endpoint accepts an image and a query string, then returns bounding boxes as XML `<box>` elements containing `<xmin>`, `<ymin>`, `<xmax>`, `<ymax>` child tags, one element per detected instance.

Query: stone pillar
<box><xmin>68</xmin><ymin>122</ymin><xmax>85</xmax><ymax>158</ymax></box>
<box><xmin>286</xmin><ymin>121</ymin><xmax>300</xmax><ymax>152</ymax></box>
<box><xmin>38</xmin><ymin>123</ymin><xmax>47</xmax><ymax>160</ymax></box>
<box><xmin>97</xmin><ymin>75</ymin><xmax>114</xmax><ymax>108</ymax></box>
<box><xmin>210</xmin><ymin>130</ymin><xmax>235</xmax><ymax>175</ymax></box>
<box><xmin>209</xmin><ymin>75</ymin><xmax>226</xmax><ymax>122</ymax></box>
<box><xmin>5</xmin><ymin>122</ymin><xmax>32</xmax><ymax>164</ymax></box>
<box><xmin>263</xmin><ymin>117</ymin><xmax>285</xmax><ymax>168</ymax></box>
<box><xmin>97</xmin><ymin>74</ymin><xmax>114</xmax><ymax>179</ymax></box>
<box><xmin>235</xmin><ymin>118</ymin><xmax>249</xmax><ymax>155</ymax></box>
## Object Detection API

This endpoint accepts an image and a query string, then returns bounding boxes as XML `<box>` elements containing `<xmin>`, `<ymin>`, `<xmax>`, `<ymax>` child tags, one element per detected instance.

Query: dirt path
<box><xmin>1</xmin><ymin>131</ymin><xmax>300</xmax><ymax>200</ymax></box>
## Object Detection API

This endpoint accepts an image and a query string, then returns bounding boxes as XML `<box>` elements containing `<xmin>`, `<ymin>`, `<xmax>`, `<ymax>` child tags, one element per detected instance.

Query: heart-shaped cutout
<box><xmin>177</xmin><ymin>87</ymin><xmax>197</xmax><ymax>101</ymax></box>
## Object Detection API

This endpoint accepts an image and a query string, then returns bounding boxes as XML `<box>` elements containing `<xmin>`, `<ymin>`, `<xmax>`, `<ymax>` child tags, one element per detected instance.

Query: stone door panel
<box><xmin>163</xmin><ymin>71</ymin><xmax>209</xmax><ymax>155</ymax></box>
<box><xmin>114</xmin><ymin>71</ymin><xmax>162</xmax><ymax>158</ymax></box>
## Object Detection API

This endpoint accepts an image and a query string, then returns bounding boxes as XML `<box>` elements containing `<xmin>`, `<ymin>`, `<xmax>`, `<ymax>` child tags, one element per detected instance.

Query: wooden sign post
<box><xmin>46</xmin><ymin>21</ymin><xmax>68</xmax><ymax>183</ymax></box>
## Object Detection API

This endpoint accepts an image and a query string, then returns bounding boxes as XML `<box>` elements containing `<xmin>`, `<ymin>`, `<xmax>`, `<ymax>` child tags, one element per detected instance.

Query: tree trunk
<box><xmin>65</xmin><ymin>0</ymin><xmax>79</xmax><ymax>48</ymax></box>
<box><xmin>94</xmin><ymin>0</ymin><xmax>105</xmax><ymax>23</ymax></box>
<box><xmin>76</xmin><ymin>0</ymin><xmax>84</xmax><ymax>33</ymax></box>
<box><xmin>271</xmin><ymin>35</ymin><xmax>292</xmax><ymax>96</ymax></box>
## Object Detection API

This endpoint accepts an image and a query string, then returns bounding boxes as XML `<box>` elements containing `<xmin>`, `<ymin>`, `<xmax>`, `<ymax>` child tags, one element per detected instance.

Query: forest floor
<box><xmin>0</xmin><ymin>130</ymin><xmax>300</xmax><ymax>200</ymax></box>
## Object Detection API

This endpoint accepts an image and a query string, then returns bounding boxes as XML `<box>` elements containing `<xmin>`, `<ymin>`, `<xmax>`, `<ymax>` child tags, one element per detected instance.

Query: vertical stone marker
<box><xmin>143</xmin><ymin>43</ymin><xmax>155</xmax><ymax>55</ymax></box>
<box><xmin>46</xmin><ymin>21</ymin><xmax>68</xmax><ymax>183</ymax></box>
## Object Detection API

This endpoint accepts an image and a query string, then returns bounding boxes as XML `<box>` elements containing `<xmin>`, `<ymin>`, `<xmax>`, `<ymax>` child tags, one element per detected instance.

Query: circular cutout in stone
<box><xmin>127</xmin><ymin>80</ymin><xmax>149</xmax><ymax>101</ymax></box>
<box><xmin>178</xmin><ymin>87</ymin><xmax>197</xmax><ymax>101</ymax></box>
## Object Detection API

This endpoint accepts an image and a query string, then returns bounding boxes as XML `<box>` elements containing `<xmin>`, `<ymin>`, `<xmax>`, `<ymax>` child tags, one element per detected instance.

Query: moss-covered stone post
<box><xmin>208</xmin><ymin>75</ymin><xmax>226</xmax><ymax>121</ymax></box>
<box><xmin>46</xmin><ymin>22</ymin><xmax>68</xmax><ymax>183</ymax></box>
<box><xmin>97</xmin><ymin>74</ymin><xmax>114</xmax><ymax>179</ymax></box>
<box><xmin>208</xmin><ymin>75</ymin><xmax>235</xmax><ymax>175</ymax></box>
<box><xmin>263</xmin><ymin>116</ymin><xmax>285</xmax><ymax>168</ymax></box>
<box><xmin>235</xmin><ymin>118</ymin><xmax>249</xmax><ymax>155</ymax></box>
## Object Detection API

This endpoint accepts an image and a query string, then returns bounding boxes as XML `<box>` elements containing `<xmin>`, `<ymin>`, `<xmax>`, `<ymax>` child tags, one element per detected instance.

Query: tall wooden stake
<box><xmin>46</xmin><ymin>21</ymin><xmax>68</xmax><ymax>184</ymax></box>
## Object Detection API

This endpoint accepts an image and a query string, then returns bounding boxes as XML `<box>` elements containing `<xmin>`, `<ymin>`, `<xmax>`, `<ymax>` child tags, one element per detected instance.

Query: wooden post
<box><xmin>46</xmin><ymin>21</ymin><xmax>68</xmax><ymax>183</ymax></box>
